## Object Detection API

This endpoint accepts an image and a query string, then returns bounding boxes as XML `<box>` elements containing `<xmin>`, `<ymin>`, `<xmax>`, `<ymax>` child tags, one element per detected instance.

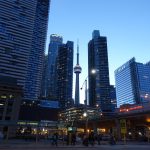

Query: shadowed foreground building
<box><xmin>19</xmin><ymin>100</ymin><xmax>59</xmax><ymax>122</ymax></box>
<box><xmin>58</xmin><ymin>106</ymin><xmax>100</xmax><ymax>131</ymax></box>
<box><xmin>0</xmin><ymin>76</ymin><xmax>22</xmax><ymax>137</ymax></box>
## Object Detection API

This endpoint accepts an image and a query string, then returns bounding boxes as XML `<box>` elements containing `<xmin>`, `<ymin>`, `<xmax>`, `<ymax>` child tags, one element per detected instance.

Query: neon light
<box><xmin>120</xmin><ymin>105</ymin><xmax>143</xmax><ymax>112</ymax></box>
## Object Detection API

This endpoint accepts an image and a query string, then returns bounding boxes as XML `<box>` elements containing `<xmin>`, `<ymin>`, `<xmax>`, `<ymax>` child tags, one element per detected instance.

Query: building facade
<box><xmin>0</xmin><ymin>0</ymin><xmax>50</xmax><ymax>101</ymax></box>
<box><xmin>88</xmin><ymin>30</ymin><xmax>111</xmax><ymax>111</ymax></box>
<box><xmin>46</xmin><ymin>34</ymin><xmax>63</xmax><ymax>98</ymax></box>
<box><xmin>58</xmin><ymin>106</ymin><xmax>100</xmax><ymax>129</ymax></box>
<box><xmin>115</xmin><ymin>57</ymin><xmax>150</xmax><ymax>107</ymax></box>
<box><xmin>0</xmin><ymin>76</ymin><xmax>22</xmax><ymax>137</ymax></box>
<box><xmin>56</xmin><ymin>41</ymin><xmax>74</xmax><ymax>109</ymax></box>
<box><xmin>110</xmin><ymin>85</ymin><xmax>117</xmax><ymax>111</ymax></box>
<box><xmin>23</xmin><ymin>0</ymin><xmax>50</xmax><ymax>101</ymax></box>
<box><xmin>40</xmin><ymin>55</ymin><xmax>48</xmax><ymax>97</ymax></box>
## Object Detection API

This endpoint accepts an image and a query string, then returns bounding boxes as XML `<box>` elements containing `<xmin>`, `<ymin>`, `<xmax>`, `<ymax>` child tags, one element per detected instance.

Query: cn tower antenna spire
<box><xmin>77</xmin><ymin>39</ymin><xmax>79</xmax><ymax>65</ymax></box>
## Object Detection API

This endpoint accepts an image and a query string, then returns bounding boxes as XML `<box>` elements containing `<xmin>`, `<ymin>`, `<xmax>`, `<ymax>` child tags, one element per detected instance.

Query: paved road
<box><xmin>0</xmin><ymin>143</ymin><xmax>150</xmax><ymax>150</ymax></box>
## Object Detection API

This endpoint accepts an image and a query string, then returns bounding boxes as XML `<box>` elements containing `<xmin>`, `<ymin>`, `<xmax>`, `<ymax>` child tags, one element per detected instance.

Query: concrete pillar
<box><xmin>93</xmin><ymin>121</ymin><xmax>97</xmax><ymax>134</ymax></box>
<box><xmin>115</xmin><ymin>119</ymin><xmax>121</xmax><ymax>141</ymax></box>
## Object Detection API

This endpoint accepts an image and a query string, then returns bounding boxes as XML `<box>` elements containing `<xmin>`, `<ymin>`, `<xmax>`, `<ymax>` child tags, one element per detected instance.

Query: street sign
<box><xmin>120</xmin><ymin>119</ymin><xmax>127</xmax><ymax>134</ymax></box>
<box><xmin>67</xmin><ymin>127</ymin><xmax>77</xmax><ymax>132</ymax></box>
<box><xmin>146</xmin><ymin>130</ymin><xmax>150</xmax><ymax>138</ymax></box>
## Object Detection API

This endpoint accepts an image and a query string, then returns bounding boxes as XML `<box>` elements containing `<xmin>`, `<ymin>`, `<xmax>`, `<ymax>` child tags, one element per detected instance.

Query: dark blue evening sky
<box><xmin>46</xmin><ymin>0</ymin><xmax>150</xmax><ymax>102</ymax></box>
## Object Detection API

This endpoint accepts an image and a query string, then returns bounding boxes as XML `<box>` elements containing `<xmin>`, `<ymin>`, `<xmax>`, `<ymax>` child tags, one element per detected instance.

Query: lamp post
<box><xmin>83</xmin><ymin>112</ymin><xmax>88</xmax><ymax>134</ymax></box>
<box><xmin>80</xmin><ymin>69</ymin><xmax>96</xmax><ymax>106</ymax></box>
<box><xmin>81</xmin><ymin>69</ymin><xmax>97</xmax><ymax>134</ymax></box>
<box><xmin>81</xmin><ymin>77</ymin><xmax>88</xmax><ymax>106</ymax></box>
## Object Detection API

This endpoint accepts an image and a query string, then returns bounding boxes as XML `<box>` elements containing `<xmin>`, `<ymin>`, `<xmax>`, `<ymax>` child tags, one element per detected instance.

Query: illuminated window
<box><xmin>1</xmin><ymin>95</ymin><xmax>7</xmax><ymax>99</ymax></box>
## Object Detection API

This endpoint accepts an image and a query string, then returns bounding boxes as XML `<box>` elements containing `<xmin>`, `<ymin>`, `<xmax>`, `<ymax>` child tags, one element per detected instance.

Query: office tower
<box><xmin>110</xmin><ymin>85</ymin><xmax>117</xmax><ymax>111</ymax></box>
<box><xmin>74</xmin><ymin>43</ymin><xmax>82</xmax><ymax>105</ymax></box>
<box><xmin>40</xmin><ymin>55</ymin><xmax>48</xmax><ymax>97</ymax></box>
<box><xmin>115</xmin><ymin>57</ymin><xmax>150</xmax><ymax>108</ymax></box>
<box><xmin>88</xmin><ymin>30</ymin><xmax>111</xmax><ymax>111</ymax></box>
<box><xmin>0</xmin><ymin>0</ymin><xmax>50</xmax><ymax>101</ymax></box>
<box><xmin>47</xmin><ymin>34</ymin><xmax>63</xmax><ymax>98</ymax></box>
<box><xmin>56</xmin><ymin>41</ymin><xmax>74</xmax><ymax>109</ymax></box>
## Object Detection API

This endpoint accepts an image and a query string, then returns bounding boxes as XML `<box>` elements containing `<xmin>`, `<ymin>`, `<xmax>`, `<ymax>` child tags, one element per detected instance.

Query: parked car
<box><xmin>101</xmin><ymin>134</ymin><xmax>110</xmax><ymax>141</ymax></box>
<box><xmin>0</xmin><ymin>132</ymin><xmax>4</xmax><ymax>140</ymax></box>
<box><xmin>76</xmin><ymin>137</ymin><xmax>82</xmax><ymax>144</ymax></box>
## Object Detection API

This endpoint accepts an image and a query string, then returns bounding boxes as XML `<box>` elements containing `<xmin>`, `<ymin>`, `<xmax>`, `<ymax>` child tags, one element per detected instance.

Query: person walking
<box><xmin>71</xmin><ymin>133</ymin><xmax>76</xmax><ymax>145</ymax></box>
<box><xmin>51</xmin><ymin>133</ymin><xmax>58</xmax><ymax>146</ymax></box>
<box><xmin>97</xmin><ymin>133</ymin><xmax>102</xmax><ymax>145</ymax></box>
<box><xmin>109</xmin><ymin>134</ymin><xmax>116</xmax><ymax>145</ymax></box>
<box><xmin>0</xmin><ymin>131</ymin><xmax>4</xmax><ymax>142</ymax></box>
<box><xmin>83</xmin><ymin>134</ymin><xmax>89</xmax><ymax>146</ymax></box>
<box><xmin>88</xmin><ymin>132</ymin><xmax>95</xmax><ymax>146</ymax></box>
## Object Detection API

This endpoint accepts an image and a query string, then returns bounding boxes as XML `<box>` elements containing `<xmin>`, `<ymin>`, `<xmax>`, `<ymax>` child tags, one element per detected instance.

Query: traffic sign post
<box><xmin>146</xmin><ymin>129</ymin><xmax>150</xmax><ymax>142</ymax></box>
<box><xmin>120</xmin><ymin>119</ymin><xmax>127</xmax><ymax>144</ymax></box>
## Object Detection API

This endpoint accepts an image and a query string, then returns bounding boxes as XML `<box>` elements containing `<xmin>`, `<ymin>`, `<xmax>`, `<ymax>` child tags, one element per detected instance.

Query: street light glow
<box><xmin>91</xmin><ymin>69</ymin><xmax>96</xmax><ymax>74</ymax></box>
<box><xmin>96</xmin><ymin>104</ymin><xmax>99</xmax><ymax>107</ymax></box>
<box><xmin>83</xmin><ymin>112</ymin><xmax>87</xmax><ymax>117</ymax></box>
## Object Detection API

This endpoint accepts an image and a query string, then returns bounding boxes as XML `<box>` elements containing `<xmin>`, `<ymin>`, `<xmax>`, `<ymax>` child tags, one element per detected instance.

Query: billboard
<box><xmin>40</xmin><ymin>100</ymin><xmax>59</xmax><ymax>108</ymax></box>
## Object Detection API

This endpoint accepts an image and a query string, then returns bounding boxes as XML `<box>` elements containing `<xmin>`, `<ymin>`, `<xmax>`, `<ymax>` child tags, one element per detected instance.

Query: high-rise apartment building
<box><xmin>40</xmin><ymin>55</ymin><xmax>48</xmax><ymax>97</ymax></box>
<box><xmin>47</xmin><ymin>34</ymin><xmax>63</xmax><ymax>98</ymax></box>
<box><xmin>115</xmin><ymin>57</ymin><xmax>150</xmax><ymax>108</ymax></box>
<box><xmin>0</xmin><ymin>0</ymin><xmax>50</xmax><ymax>101</ymax></box>
<box><xmin>88</xmin><ymin>30</ymin><xmax>111</xmax><ymax>111</ymax></box>
<box><xmin>56</xmin><ymin>41</ymin><xmax>74</xmax><ymax>109</ymax></box>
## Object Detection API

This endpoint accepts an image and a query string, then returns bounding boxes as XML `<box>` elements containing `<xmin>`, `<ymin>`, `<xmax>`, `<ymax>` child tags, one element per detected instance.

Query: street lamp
<box><xmin>83</xmin><ymin>112</ymin><xmax>88</xmax><ymax>134</ymax></box>
<box><xmin>81</xmin><ymin>69</ymin><xmax>97</xmax><ymax>134</ymax></box>
<box><xmin>96</xmin><ymin>104</ymin><xmax>103</xmax><ymax>116</ymax></box>
<box><xmin>83</xmin><ymin>112</ymin><xmax>87</xmax><ymax>117</ymax></box>
<box><xmin>91</xmin><ymin>69</ymin><xmax>96</xmax><ymax>74</ymax></box>
<box><xmin>80</xmin><ymin>69</ymin><xmax>96</xmax><ymax>106</ymax></box>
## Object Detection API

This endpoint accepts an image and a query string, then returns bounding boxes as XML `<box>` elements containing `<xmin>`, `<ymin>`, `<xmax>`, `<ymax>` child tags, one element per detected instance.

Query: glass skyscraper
<box><xmin>40</xmin><ymin>55</ymin><xmax>48</xmax><ymax>97</ymax></box>
<box><xmin>47</xmin><ymin>34</ymin><xmax>63</xmax><ymax>98</ymax></box>
<box><xmin>56</xmin><ymin>41</ymin><xmax>74</xmax><ymax>109</ymax></box>
<box><xmin>110</xmin><ymin>85</ymin><xmax>117</xmax><ymax>111</ymax></box>
<box><xmin>0</xmin><ymin>0</ymin><xmax>50</xmax><ymax>101</ymax></box>
<box><xmin>88</xmin><ymin>30</ymin><xmax>111</xmax><ymax>111</ymax></box>
<box><xmin>115</xmin><ymin>57</ymin><xmax>150</xmax><ymax>107</ymax></box>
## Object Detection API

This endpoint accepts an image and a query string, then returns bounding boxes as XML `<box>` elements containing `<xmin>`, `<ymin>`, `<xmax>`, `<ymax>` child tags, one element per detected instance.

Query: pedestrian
<box><xmin>97</xmin><ymin>133</ymin><xmax>102</xmax><ymax>145</ymax></box>
<box><xmin>109</xmin><ymin>134</ymin><xmax>116</xmax><ymax>145</ymax></box>
<box><xmin>83</xmin><ymin>134</ymin><xmax>89</xmax><ymax>146</ymax></box>
<box><xmin>65</xmin><ymin>134</ymin><xmax>69</xmax><ymax>145</ymax></box>
<box><xmin>88</xmin><ymin>132</ymin><xmax>95</xmax><ymax>146</ymax></box>
<box><xmin>0</xmin><ymin>131</ymin><xmax>4</xmax><ymax>142</ymax></box>
<box><xmin>71</xmin><ymin>133</ymin><xmax>76</xmax><ymax>145</ymax></box>
<box><xmin>51</xmin><ymin>133</ymin><xmax>58</xmax><ymax>146</ymax></box>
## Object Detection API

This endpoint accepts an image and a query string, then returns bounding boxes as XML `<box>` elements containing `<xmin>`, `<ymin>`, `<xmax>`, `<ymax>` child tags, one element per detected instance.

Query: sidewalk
<box><xmin>0</xmin><ymin>141</ymin><xmax>150</xmax><ymax>150</ymax></box>
<box><xmin>0</xmin><ymin>139</ymin><xmax>150</xmax><ymax>147</ymax></box>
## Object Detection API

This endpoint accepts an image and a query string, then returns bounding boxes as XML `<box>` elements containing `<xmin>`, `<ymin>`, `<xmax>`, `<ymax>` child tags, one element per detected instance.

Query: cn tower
<box><xmin>74</xmin><ymin>42</ymin><xmax>82</xmax><ymax>105</ymax></box>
